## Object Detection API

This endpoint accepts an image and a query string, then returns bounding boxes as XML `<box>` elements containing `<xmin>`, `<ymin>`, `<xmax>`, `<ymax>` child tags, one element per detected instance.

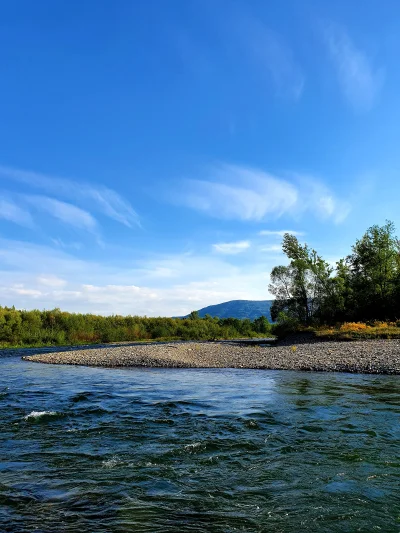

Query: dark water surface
<box><xmin>1</xmin><ymin>356</ymin><xmax>400</xmax><ymax>532</ymax></box>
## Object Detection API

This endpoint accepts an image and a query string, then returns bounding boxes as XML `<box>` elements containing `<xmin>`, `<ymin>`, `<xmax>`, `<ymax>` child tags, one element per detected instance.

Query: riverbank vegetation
<box><xmin>314</xmin><ymin>322</ymin><xmax>400</xmax><ymax>340</ymax></box>
<box><xmin>2</xmin><ymin>220</ymin><xmax>400</xmax><ymax>348</ymax></box>
<box><xmin>270</xmin><ymin>220</ymin><xmax>400</xmax><ymax>339</ymax></box>
<box><xmin>0</xmin><ymin>307</ymin><xmax>271</xmax><ymax>348</ymax></box>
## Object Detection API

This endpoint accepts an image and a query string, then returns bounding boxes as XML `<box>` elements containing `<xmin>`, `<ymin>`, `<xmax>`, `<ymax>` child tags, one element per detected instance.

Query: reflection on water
<box><xmin>1</xmin><ymin>356</ymin><xmax>400</xmax><ymax>532</ymax></box>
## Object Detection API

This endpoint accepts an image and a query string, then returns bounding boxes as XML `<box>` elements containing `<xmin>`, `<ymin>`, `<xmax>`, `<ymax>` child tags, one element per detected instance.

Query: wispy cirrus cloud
<box><xmin>295</xmin><ymin>175</ymin><xmax>351</xmax><ymax>224</ymax></box>
<box><xmin>323</xmin><ymin>23</ymin><xmax>384</xmax><ymax>112</ymax></box>
<box><xmin>212</xmin><ymin>240</ymin><xmax>251</xmax><ymax>254</ymax></box>
<box><xmin>0</xmin><ymin>197</ymin><xmax>34</xmax><ymax>227</ymax></box>
<box><xmin>244</xmin><ymin>25</ymin><xmax>305</xmax><ymax>100</ymax></box>
<box><xmin>51</xmin><ymin>238</ymin><xmax>82</xmax><ymax>250</ymax></box>
<box><xmin>178</xmin><ymin>164</ymin><xmax>298</xmax><ymax>221</ymax></box>
<box><xmin>175</xmin><ymin>164</ymin><xmax>350</xmax><ymax>224</ymax></box>
<box><xmin>229</xmin><ymin>9</ymin><xmax>305</xmax><ymax>100</ymax></box>
<box><xmin>176</xmin><ymin>4</ymin><xmax>304</xmax><ymax>102</ymax></box>
<box><xmin>0</xmin><ymin>165</ymin><xmax>140</xmax><ymax>228</ymax></box>
<box><xmin>24</xmin><ymin>195</ymin><xmax>98</xmax><ymax>233</ymax></box>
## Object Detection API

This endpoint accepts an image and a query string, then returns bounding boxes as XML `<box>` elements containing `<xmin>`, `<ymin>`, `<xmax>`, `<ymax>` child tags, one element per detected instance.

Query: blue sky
<box><xmin>0</xmin><ymin>0</ymin><xmax>399</xmax><ymax>316</ymax></box>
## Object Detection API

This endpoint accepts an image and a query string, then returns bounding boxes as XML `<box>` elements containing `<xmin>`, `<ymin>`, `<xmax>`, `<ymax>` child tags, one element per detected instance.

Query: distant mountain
<box><xmin>186</xmin><ymin>300</ymin><xmax>273</xmax><ymax>322</ymax></box>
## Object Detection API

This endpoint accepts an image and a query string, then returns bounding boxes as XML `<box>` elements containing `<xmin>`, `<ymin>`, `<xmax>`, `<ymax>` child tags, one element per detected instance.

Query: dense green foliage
<box><xmin>269</xmin><ymin>221</ymin><xmax>400</xmax><ymax>326</ymax></box>
<box><xmin>0</xmin><ymin>307</ymin><xmax>271</xmax><ymax>347</ymax></box>
<box><xmin>185</xmin><ymin>300</ymin><xmax>273</xmax><ymax>321</ymax></box>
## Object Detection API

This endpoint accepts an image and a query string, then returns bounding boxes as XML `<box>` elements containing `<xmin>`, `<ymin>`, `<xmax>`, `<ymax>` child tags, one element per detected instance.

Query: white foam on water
<box><xmin>24</xmin><ymin>411</ymin><xmax>57</xmax><ymax>420</ymax></box>
<box><xmin>102</xmin><ymin>456</ymin><xmax>120</xmax><ymax>468</ymax></box>
<box><xmin>184</xmin><ymin>442</ymin><xmax>203</xmax><ymax>451</ymax></box>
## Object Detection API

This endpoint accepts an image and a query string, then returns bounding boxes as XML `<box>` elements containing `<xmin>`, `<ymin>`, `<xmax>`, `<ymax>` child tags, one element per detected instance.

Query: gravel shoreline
<box><xmin>18</xmin><ymin>337</ymin><xmax>400</xmax><ymax>374</ymax></box>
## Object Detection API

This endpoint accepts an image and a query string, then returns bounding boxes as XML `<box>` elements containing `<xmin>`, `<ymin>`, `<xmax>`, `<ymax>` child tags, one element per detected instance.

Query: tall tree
<box><xmin>269</xmin><ymin>234</ymin><xmax>333</xmax><ymax>324</ymax></box>
<box><xmin>346</xmin><ymin>221</ymin><xmax>400</xmax><ymax>319</ymax></box>
<box><xmin>269</xmin><ymin>221</ymin><xmax>400</xmax><ymax>325</ymax></box>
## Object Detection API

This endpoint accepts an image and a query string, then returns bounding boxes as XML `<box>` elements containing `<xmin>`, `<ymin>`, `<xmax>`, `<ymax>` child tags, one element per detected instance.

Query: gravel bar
<box><xmin>18</xmin><ymin>337</ymin><xmax>400</xmax><ymax>374</ymax></box>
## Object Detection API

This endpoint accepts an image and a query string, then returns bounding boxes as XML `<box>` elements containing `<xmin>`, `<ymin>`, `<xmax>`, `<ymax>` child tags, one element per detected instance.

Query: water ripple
<box><xmin>1</xmin><ymin>358</ymin><xmax>400</xmax><ymax>532</ymax></box>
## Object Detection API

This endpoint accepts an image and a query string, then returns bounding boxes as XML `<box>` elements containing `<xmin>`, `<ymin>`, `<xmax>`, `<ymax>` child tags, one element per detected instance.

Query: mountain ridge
<box><xmin>185</xmin><ymin>299</ymin><xmax>273</xmax><ymax>321</ymax></box>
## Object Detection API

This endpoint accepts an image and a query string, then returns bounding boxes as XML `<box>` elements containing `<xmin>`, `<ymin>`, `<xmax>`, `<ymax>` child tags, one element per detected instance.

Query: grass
<box><xmin>314</xmin><ymin>321</ymin><xmax>400</xmax><ymax>341</ymax></box>
<box><xmin>4</xmin><ymin>319</ymin><xmax>400</xmax><ymax>349</ymax></box>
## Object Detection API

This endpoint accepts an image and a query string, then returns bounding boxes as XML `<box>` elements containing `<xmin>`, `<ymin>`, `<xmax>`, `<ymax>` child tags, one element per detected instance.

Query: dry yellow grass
<box><xmin>315</xmin><ymin>321</ymin><xmax>400</xmax><ymax>340</ymax></box>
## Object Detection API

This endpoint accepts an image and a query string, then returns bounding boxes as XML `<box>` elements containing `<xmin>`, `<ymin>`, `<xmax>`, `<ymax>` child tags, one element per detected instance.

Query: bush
<box><xmin>270</xmin><ymin>313</ymin><xmax>300</xmax><ymax>339</ymax></box>
<box><xmin>0</xmin><ymin>306</ymin><xmax>268</xmax><ymax>347</ymax></box>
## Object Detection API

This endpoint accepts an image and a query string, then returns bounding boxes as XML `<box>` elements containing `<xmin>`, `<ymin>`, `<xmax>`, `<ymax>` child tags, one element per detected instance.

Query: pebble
<box><xmin>11</xmin><ymin>336</ymin><xmax>400</xmax><ymax>374</ymax></box>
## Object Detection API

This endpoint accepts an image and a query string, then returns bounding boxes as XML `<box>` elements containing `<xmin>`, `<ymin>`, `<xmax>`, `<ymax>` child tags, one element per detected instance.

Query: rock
<box><xmin>14</xmin><ymin>338</ymin><xmax>400</xmax><ymax>375</ymax></box>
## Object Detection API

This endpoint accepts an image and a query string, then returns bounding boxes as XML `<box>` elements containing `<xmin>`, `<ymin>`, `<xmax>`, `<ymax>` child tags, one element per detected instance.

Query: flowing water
<box><xmin>1</xmin><ymin>355</ymin><xmax>400</xmax><ymax>532</ymax></box>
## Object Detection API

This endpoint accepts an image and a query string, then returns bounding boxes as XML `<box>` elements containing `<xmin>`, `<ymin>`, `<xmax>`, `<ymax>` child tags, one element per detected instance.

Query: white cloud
<box><xmin>36</xmin><ymin>275</ymin><xmax>67</xmax><ymax>288</ymax></box>
<box><xmin>9</xmin><ymin>287</ymin><xmax>42</xmax><ymax>297</ymax></box>
<box><xmin>323</xmin><ymin>23</ymin><xmax>384</xmax><ymax>112</ymax></box>
<box><xmin>213</xmin><ymin>240</ymin><xmax>251</xmax><ymax>254</ymax></box>
<box><xmin>0</xmin><ymin>238</ymin><xmax>275</xmax><ymax>316</ymax></box>
<box><xmin>179</xmin><ymin>164</ymin><xmax>298</xmax><ymax>221</ymax></box>
<box><xmin>259</xmin><ymin>229</ymin><xmax>304</xmax><ymax>237</ymax></box>
<box><xmin>24</xmin><ymin>195</ymin><xmax>98</xmax><ymax>233</ymax></box>
<box><xmin>176</xmin><ymin>164</ymin><xmax>350</xmax><ymax>224</ymax></box>
<box><xmin>0</xmin><ymin>280</ymin><xmax>269</xmax><ymax>317</ymax></box>
<box><xmin>0</xmin><ymin>165</ymin><xmax>140</xmax><ymax>228</ymax></box>
<box><xmin>0</xmin><ymin>198</ymin><xmax>33</xmax><ymax>227</ymax></box>
<box><xmin>295</xmin><ymin>175</ymin><xmax>351</xmax><ymax>224</ymax></box>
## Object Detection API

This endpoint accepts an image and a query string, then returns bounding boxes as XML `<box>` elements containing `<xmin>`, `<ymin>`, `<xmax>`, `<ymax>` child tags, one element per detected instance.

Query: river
<box><xmin>1</xmin><ymin>355</ymin><xmax>400</xmax><ymax>532</ymax></box>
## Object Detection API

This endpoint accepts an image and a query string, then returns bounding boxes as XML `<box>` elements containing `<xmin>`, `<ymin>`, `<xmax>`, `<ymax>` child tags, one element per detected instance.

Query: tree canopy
<box><xmin>269</xmin><ymin>221</ymin><xmax>400</xmax><ymax>325</ymax></box>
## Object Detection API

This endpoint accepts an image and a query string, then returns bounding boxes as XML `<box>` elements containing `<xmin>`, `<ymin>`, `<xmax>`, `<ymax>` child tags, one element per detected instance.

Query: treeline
<box><xmin>0</xmin><ymin>307</ymin><xmax>271</xmax><ymax>347</ymax></box>
<box><xmin>269</xmin><ymin>220</ymin><xmax>400</xmax><ymax>328</ymax></box>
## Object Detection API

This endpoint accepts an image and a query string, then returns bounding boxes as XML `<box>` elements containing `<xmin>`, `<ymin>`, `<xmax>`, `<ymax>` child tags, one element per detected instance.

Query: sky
<box><xmin>0</xmin><ymin>0</ymin><xmax>399</xmax><ymax>316</ymax></box>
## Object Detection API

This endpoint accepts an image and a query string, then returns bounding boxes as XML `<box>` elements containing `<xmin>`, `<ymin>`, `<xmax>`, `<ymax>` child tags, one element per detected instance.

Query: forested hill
<box><xmin>187</xmin><ymin>300</ymin><xmax>273</xmax><ymax>321</ymax></box>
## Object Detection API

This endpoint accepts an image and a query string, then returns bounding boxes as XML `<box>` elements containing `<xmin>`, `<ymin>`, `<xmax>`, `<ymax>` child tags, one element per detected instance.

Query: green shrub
<box><xmin>0</xmin><ymin>306</ymin><xmax>270</xmax><ymax>347</ymax></box>
<box><xmin>270</xmin><ymin>313</ymin><xmax>300</xmax><ymax>339</ymax></box>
